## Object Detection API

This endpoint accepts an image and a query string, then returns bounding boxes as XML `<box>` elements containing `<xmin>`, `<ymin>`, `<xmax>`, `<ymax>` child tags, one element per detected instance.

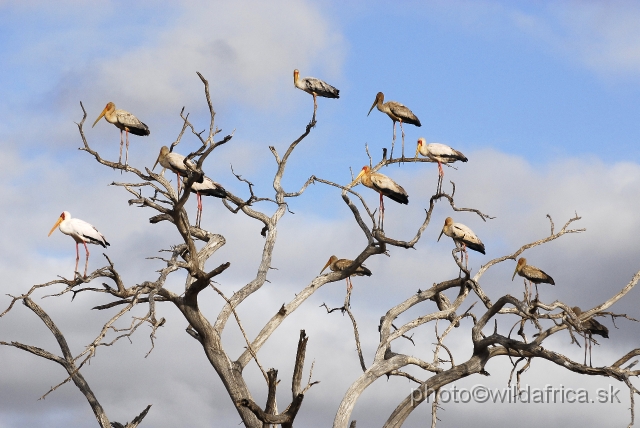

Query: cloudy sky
<box><xmin>1</xmin><ymin>1</ymin><xmax>640</xmax><ymax>427</ymax></box>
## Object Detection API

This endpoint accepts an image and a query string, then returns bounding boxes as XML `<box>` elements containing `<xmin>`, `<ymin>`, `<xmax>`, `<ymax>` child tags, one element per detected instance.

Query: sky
<box><xmin>1</xmin><ymin>0</ymin><xmax>640</xmax><ymax>427</ymax></box>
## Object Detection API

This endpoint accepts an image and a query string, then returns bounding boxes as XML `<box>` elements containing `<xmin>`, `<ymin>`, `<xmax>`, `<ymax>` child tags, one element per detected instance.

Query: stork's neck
<box><xmin>103</xmin><ymin>108</ymin><xmax>118</xmax><ymax>125</ymax></box>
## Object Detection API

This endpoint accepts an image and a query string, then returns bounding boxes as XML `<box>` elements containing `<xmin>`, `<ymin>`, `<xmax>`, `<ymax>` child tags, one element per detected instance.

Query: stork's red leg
<box><xmin>75</xmin><ymin>242</ymin><xmax>80</xmax><ymax>277</ymax></box>
<box><xmin>399</xmin><ymin>120</ymin><xmax>405</xmax><ymax>159</ymax></box>
<box><xmin>391</xmin><ymin>122</ymin><xmax>396</xmax><ymax>159</ymax></box>
<box><xmin>119</xmin><ymin>130</ymin><xmax>124</xmax><ymax>164</ymax></box>
<box><xmin>83</xmin><ymin>240</ymin><xmax>90</xmax><ymax>278</ymax></box>
<box><xmin>438</xmin><ymin>161</ymin><xmax>444</xmax><ymax>177</ymax></box>
<box><xmin>379</xmin><ymin>192</ymin><xmax>385</xmax><ymax>229</ymax></box>
<box><xmin>125</xmin><ymin>129</ymin><xmax>130</xmax><ymax>166</ymax></box>
<box><xmin>197</xmin><ymin>192</ymin><xmax>203</xmax><ymax>228</ymax></box>
<box><xmin>313</xmin><ymin>93</ymin><xmax>318</xmax><ymax>121</ymax></box>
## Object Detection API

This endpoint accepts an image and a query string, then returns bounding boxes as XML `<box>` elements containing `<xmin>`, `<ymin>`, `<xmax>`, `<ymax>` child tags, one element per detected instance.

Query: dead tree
<box><xmin>1</xmin><ymin>72</ymin><xmax>639</xmax><ymax>427</ymax></box>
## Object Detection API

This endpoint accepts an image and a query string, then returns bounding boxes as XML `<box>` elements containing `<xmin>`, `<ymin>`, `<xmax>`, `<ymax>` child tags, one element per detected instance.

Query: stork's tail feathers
<box><xmin>128</xmin><ymin>122</ymin><xmax>150</xmax><ymax>136</ymax></box>
<box><xmin>466</xmin><ymin>242</ymin><xmax>485</xmax><ymax>255</ymax></box>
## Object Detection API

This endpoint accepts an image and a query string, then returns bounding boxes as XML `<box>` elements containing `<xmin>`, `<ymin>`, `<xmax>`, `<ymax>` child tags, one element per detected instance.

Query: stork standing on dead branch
<box><xmin>293</xmin><ymin>69</ymin><xmax>339</xmax><ymax>121</ymax></box>
<box><xmin>367</xmin><ymin>92</ymin><xmax>421</xmax><ymax>159</ymax></box>
<box><xmin>184</xmin><ymin>176</ymin><xmax>227</xmax><ymax>228</ymax></box>
<box><xmin>512</xmin><ymin>257</ymin><xmax>554</xmax><ymax>300</ymax></box>
<box><xmin>438</xmin><ymin>217</ymin><xmax>485</xmax><ymax>266</ymax></box>
<box><xmin>320</xmin><ymin>255</ymin><xmax>372</xmax><ymax>291</ymax></box>
<box><xmin>351</xmin><ymin>166</ymin><xmax>408</xmax><ymax>230</ymax></box>
<box><xmin>415</xmin><ymin>137</ymin><xmax>467</xmax><ymax>192</ymax></box>
<box><xmin>153</xmin><ymin>146</ymin><xmax>201</xmax><ymax>195</ymax></box>
<box><xmin>48</xmin><ymin>211</ymin><xmax>110</xmax><ymax>278</ymax></box>
<box><xmin>572</xmin><ymin>306</ymin><xmax>609</xmax><ymax>367</ymax></box>
<box><xmin>92</xmin><ymin>102</ymin><xmax>149</xmax><ymax>165</ymax></box>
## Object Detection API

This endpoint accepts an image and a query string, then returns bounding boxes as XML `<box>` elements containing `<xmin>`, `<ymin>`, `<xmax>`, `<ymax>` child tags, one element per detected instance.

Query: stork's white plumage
<box><xmin>184</xmin><ymin>176</ymin><xmax>227</xmax><ymax>228</ymax></box>
<box><xmin>293</xmin><ymin>69</ymin><xmax>339</xmax><ymax>119</ymax></box>
<box><xmin>416</xmin><ymin>137</ymin><xmax>467</xmax><ymax>173</ymax></box>
<box><xmin>48</xmin><ymin>211</ymin><xmax>109</xmax><ymax>278</ymax></box>
<box><xmin>351</xmin><ymin>166</ymin><xmax>408</xmax><ymax>229</ymax></box>
<box><xmin>438</xmin><ymin>217</ymin><xmax>485</xmax><ymax>265</ymax></box>
<box><xmin>367</xmin><ymin>92</ymin><xmax>421</xmax><ymax>159</ymax></box>
<box><xmin>92</xmin><ymin>102</ymin><xmax>149</xmax><ymax>165</ymax></box>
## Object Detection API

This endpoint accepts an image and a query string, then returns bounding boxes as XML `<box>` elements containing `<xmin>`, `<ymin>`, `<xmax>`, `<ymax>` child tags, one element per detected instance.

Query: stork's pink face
<box><xmin>48</xmin><ymin>212</ymin><xmax>66</xmax><ymax>237</ymax></box>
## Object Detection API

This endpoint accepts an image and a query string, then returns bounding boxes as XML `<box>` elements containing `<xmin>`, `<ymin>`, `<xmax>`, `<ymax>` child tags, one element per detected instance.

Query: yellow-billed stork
<box><xmin>293</xmin><ymin>69</ymin><xmax>339</xmax><ymax>119</ymax></box>
<box><xmin>512</xmin><ymin>257</ymin><xmax>554</xmax><ymax>299</ymax></box>
<box><xmin>48</xmin><ymin>211</ymin><xmax>109</xmax><ymax>278</ymax></box>
<box><xmin>367</xmin><ymin>92</ymin><xmax>421</xmax><ymax>159</ymax></box>
<box><xmin>416</xmin><ymin>137</ymin><xmax>467</xmax><ymax>191</ymax></box>
<box><xmin>92</xmin><ymin>102</ymin><xmax>149</xmax><ymax>165</ymax></box>
<box><xmin>153</xmin><ymin>146</ymin><xmax>201</xmax><ymax>195</ymax></box>
<box><xmin>320</xmin><ymin>255</ymin><xmax>372</xmax><ymax>291</ymax></box>
<box><xmin>351</xmin><ymin>166</ymin><xmax>408</xmax><ymax>229</ymax></box>
<box><xmin>572</xmin><ymin>306</ymin><xmax>609</xmax><ymax>366</ymax></box>
<box><xmin>438</xmin><ymin>217</ymin><xmax>485</xmax><ymax>265</ymax></box>
<box><xmin>184</xmin><ymin>176</ymin><xmax>227</xmax><ymax>228</ymax></box>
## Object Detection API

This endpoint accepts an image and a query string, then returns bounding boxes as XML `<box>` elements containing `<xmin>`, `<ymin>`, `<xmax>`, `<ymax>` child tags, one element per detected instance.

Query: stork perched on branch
<box><xmin>48</xmin><ymin>211</ymin><xmax>110</xmax><ymax>278</ymax></box>
<box><xmin>320</xmin><ymin>255</ymin><xmax>372</xmax><ymax>291</ymax></box>
<box><xmin>351</xmin><ymin>166</ymin><xmax>408</xmax><ymax>230</ymax></box>
<box><xmin>367</xmin><ymin>92</ymin><xmax>421</xmax><ymax>159</ymax></box>
<box><xmin>438</xmin><ymin>217</ymin><xmax>484</xmax><ymax>266</ymax></box>
<box><xmin>293</xmin><ymin>69</ymin><xmax>339</xmax><ymax>120</ymax></box>
<box><xmin>92</xmin><ymin>102</ymin><xmax>149</xmax><ymax>165</ymax></box>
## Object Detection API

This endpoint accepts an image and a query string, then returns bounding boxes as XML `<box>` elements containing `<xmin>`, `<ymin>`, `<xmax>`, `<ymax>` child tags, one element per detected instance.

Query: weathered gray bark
<box><xmin>2</xmin><ymin>71</ymin><xmax>639</xmax><ymax>428</ymax></box>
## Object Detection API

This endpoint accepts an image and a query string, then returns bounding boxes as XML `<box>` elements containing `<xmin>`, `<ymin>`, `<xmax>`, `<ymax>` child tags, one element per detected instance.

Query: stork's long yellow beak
<box><xmin>152</xmin><ymin>157</ymin><xmax>160</xmax><ymax>171</ymax></box>
<box><xmin>511</xmin><ymin>268</ymin><xmax>518</xmax><ymax>281</ymax></box>
<box><xmin>48</xmin><ymin>216</ymin><xmax>63</xmax><ymax>237</ymax></box>
<box><xmin>350</xmin><ymin>169</ymin><xmax>366</xmax><ymax>187</ymax></box>
<box><xmin>92</xmin><ymin>107</ymin><xmax>107</xmax><ymax>128</ymax></box>
<box><xmin>320</xmin><ymin>259</ymin><xmax>332</xmax><ymax>274</ymax></box>
<box><xmin>415</xmin><ymin>144</ymin><xmax>420</xmax><ymax>158</ymax></box>
<box><xmin>367</xmin><ymin>98</ymin><xmax>377</xmax><ymax>116</ymax></box>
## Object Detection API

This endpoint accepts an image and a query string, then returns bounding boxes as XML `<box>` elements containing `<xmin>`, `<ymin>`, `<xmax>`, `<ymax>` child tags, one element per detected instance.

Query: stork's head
<box><xmin>48</xmin><ymin>211</ymin><xmax>69</xmax><ymax>236</ymax></box>
<box><xmin>320</xmin><ymin>255</ymin><xmax>338</xmax><ymax>274</ymax></box>
<box><xmin>92</xmin><ymin>102</ymin><xmax>115</xmax><ymax>128</ymax></box>
<box><xmin>437</xmin><ymin>217</ymin><xmax>453</xmax><ymax>242</ymax></box>
<box><xmin>512</xmin><ymin>257</ymin><xmax>527</xmax><ymax>280</ymax></box>
<box><xmin>153</xmin><ymin>146</ymin><xmax>170</xmax><ymax>171</ymax></box>
<box><xmin>367</xmin><ymin>92</ymin><xmax>384</xmax><ymax>116</ymax></box>
<box><xmin>416</xmin><ymin>137</ymin><xmax>426</xmax><ymax>157</ymax></box>
<box><xmin>351</xmin><ymin>166</ymin><xmax>370</xmax><ymax>187</ymax></box>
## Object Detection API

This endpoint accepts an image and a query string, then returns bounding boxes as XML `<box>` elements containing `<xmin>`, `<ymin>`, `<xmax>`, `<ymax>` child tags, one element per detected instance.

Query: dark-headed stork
<box><xmin>368</xmin><ymin>92</ymin><xmax>421</xmax><ymax>159</ymax></box>
<box><xmin>351</xmin><ymin>166</ymin><xmax>408</xmax><ymax>229</ymax></box>
<box><xmin>512</xmin><ymin>257</ymin><xmax>554</xmax><ymax>300</ymax></box>
<box><xmin>184</xmin><ymin>176</ymin><xmax>227</xmax><ymax>228</ymax></box>
<box><xmin>293</xmin><ymin>69</ymin><xmax>339</xmax><ymax>120</ymax></box>
<box><xmin>92</xmin><ymin>102</ymin><xmax>149</xmax><ymax>165</ymax></box>
<box><xmin>416</xmin><ymin>137</ymin><xmax>467</xmax><ymax>192</ymax></box>
<box><xmin>320</xmin><ymin>255</ymin><xmax>372</xmax><ymax>291</ymax></box>
<box><xmin>572</xmin><ymin>306</ymin><xmax>609</xmax><ymax>366</ymax></box>
<box><xmin>438</xmin><ymin>217</ymin><xmax>485</xmax><ymax>266</ymax></box>
<box><xmin>48</xmin><ymin>211</ymin><xmax>110</xmax><ymax>278</ymax></box>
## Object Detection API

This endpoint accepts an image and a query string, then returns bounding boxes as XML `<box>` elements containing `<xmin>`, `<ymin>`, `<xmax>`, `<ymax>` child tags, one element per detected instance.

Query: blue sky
<box><xmin>1</xmin><ymin>1</ymin><xmax>640</xmax><ymax>427</ymax></box>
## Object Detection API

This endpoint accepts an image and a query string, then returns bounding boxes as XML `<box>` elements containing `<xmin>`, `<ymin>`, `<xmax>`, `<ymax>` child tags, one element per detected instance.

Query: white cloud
<box><xmin>4</xmin><ymin>141</ymin><xmax>640</xmax><ymax>427</ymax></box>
<box><xmin>81</xmin><ymin>0</ymin><xmax>345</xmax><ymax>114</ymax></box>
<box><xmin>511</xmin><ymin>2</ymin><xmax>640</xmax><ymax>76</ymax></box>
